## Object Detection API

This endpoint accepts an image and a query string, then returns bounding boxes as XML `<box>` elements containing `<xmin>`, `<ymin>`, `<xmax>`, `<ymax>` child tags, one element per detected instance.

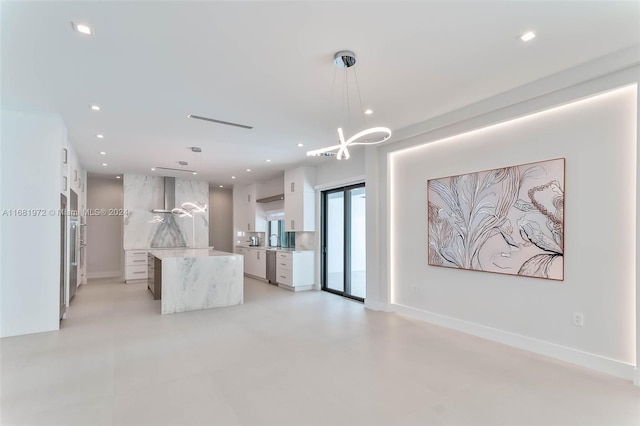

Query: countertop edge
<box><xmin>235</xmin><ymin>246</ymin><xmax>314</xmax><ymax>253</ymax></box>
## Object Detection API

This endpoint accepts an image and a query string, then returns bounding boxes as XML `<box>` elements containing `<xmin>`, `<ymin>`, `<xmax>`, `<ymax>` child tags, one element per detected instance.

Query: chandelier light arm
<box><xmin>348</xmin><ymin>127</ymin><xmax>392</xmax><ymax>146</ymax></box>
<box><xmin>306</xmin><ymin>127</ymin><xmax>391</xmax><ymax>159</ymax></box>
<box><xmin>336</xmin><ymin>127</ymin><xmax>350</xmax><ymax>160</ymax></box>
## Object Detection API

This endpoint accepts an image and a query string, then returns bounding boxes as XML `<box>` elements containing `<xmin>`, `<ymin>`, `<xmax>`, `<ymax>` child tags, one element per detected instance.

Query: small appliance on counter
<box><xmin>249</xmin><ymin>236</ymin><xmax>260</xmax><ymax>246</ymax></box>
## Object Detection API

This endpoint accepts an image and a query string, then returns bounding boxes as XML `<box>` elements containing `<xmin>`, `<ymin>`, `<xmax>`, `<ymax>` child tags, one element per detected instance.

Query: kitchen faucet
<box><xmin>269</xmin><ymin>234</ymin><xmax>279</xmax><ymax>247</ymax></box>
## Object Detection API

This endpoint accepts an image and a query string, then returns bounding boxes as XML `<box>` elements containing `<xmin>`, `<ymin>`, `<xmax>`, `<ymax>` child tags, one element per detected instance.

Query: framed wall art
<box><xmin>427</xmin><ymin>158</ymin><xmax>565</xmax><ymax>280</ymax></box>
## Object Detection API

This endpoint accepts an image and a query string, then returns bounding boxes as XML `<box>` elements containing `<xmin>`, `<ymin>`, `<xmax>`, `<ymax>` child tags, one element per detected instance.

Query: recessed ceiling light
<box><xmin>520</xmin><ymin>31</ymin><xmax>536</xmax><ymax>42</ymax></box>
<box><xmin>364</xmin><ymin>109</ymin><xmax>373</xmax><ymax>115</ymax></box>
<box><xmin>266</xmin><ymin>159</ymin><xmax>271</xmax><ymax>162</ymax></box>
<box><xmin>90</xmin><ymin>105</ymin><xmax>100</xmax><ymax>111</ymax></box>
<box><xmin>100</xmin><ymin>151</ymin><xmax>106</xmax><ymax>155</ymax></box>
<box><xmin>297</xmin><ymin>143</ymin><xmax>304</xmax><ymax>147</ymax></box>
<box><xmin>231</xmin><ymin>176</ymin><xmax>236</xmax><ymax>179</ymax></box>
<box><xmin>219</xmin><ymin>185</ymin><xmax>223</xmax><ymax>188</ymax></box>
<box><xmin>96</xmin><ymin>134</ymin><xmax>104</xmax><ymax>139</ymax></box>
<box><xmin>116</xmin><ymin>176</ymin><xmax>121</xmax><ymax>179</ymax></box>
<box><xmin>246</xmin><ymin>169</ymin><xmax>251</xmax><ymax>172</ymax></box>
<box><xmin>72</xmin><ymin>22</ymin><xmax>93</xmax><ymax>36</ymax></box>
<box><xmin>151</xmin><ymin>168</ymin><xmax>156</xmax><ymax>171</ymax></box>
<box><xmin>101</xmin><ymin>163</ymin><xmax>107</xmax><ymax>166</ymax></box>
<box><xmin>192</xmin><ymin>172</ymin><xmax>197</xmax><ymax>175</ymax></box>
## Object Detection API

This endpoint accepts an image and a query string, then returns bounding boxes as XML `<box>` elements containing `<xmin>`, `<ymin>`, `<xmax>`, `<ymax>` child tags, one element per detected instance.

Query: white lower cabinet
<box><xmin>125</xmin><ymin>250</ymin><xmax>148</xmax><ymax>282</ymax></box>
<box><xmin>236</xmin><ymin>247</ymin><xmax>249</xmax><ymax>275</ymax></box>
<box><xmin>276</xmin><ymin>251</ymin><xmax>314</xmax><ymax>291</ymax></box>
<box><xmin>237</xmin><ymin>247</ymin><xmax>266</xmax><ymax>280</ymax></box>
<box><xmin>249</xmin><ymin>249</ymin><xmax>266</xmax><ymax>279</ymax></box>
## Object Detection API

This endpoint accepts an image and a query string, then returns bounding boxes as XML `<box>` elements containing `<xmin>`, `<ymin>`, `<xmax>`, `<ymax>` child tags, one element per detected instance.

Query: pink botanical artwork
<box><xmin>427</xmin><ymin>158</ymin><xmax>565</xmax><ymax>280</ymax></box>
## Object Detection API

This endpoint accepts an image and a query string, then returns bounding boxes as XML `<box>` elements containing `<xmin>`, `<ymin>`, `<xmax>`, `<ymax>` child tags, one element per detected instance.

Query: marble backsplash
<box><xmin>295</xmin><ymin>232</ymin><xmax>315</xmax><ymax>250</ymax></box>
<box><xmin>123</xmin><ymin>174</ymin><xmax>209</xmax><ymax>249</ymax></box>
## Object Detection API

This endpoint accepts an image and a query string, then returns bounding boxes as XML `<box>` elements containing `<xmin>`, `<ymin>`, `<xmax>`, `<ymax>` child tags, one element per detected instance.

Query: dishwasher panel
<box><xmin>266</xmin><ymin>250</ymin><xmax>277</xmax><ymax>284</ymax></box>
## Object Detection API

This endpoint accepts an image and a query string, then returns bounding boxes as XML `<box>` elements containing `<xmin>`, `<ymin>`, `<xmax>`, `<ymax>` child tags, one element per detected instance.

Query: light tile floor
<box><xmin>1</xmin><ymin>277</ymin><xmax>639</xmax><ymax>425</ymax></box>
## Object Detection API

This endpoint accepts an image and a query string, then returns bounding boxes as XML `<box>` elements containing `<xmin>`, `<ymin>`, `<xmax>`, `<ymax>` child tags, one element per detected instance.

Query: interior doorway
<box><xmin>321</xmin><ymin>183</ymin><xmax>366</xmax><ymax>301</ymax></box>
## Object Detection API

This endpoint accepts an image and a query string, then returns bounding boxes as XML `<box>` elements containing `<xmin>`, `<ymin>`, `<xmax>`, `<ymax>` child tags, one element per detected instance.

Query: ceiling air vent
<box><xmin>188</xmin><ymin>114</ymin><xmax>253</xmax><ymax>130</ymax></box>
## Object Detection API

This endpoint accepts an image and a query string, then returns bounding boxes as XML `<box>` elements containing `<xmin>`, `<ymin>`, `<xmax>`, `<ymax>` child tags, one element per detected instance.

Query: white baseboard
<box><xmin>392</xmin><ymin>303</ymin><xmax>635</xmax><ymax>382</ymax></box>
<box><xmin>278</xmin><ymin>283</ymin><xmax>313</xmax><ymax>292</ymax></box>
<box><xmin>87</xmin><ymin>271</ymin><xmax>122</xmax><ymax>279</ymax></box>
<box><xmin>243</xmin><ymin>273</ymin><xmax>268</xmax><ymax>283</ymax></box>
<box><xmin>365</xmin><ymin>299</ymin><xmax>391</xmax><ymax>312</ymax></box>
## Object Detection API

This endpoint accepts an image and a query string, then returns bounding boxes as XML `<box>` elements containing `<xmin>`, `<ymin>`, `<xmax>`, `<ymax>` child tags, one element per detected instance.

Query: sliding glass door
<box><xmin>322</xmin><ymin>183</ymin><xmax>366</xmax><ymax>301</ymax></box>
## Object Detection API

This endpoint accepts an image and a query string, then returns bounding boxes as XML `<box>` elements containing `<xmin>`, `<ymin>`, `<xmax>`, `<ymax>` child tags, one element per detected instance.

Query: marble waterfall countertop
<box><xmin>149</xmin><ymin>248</ymin><xmax>243</xmax><ymax>314</ymax></box>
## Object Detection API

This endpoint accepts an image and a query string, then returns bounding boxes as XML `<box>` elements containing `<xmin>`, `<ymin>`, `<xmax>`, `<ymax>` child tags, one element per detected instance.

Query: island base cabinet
<box><xmin>276</xmin><ymin>251</ymin><xmax>314</xmax><ymax>292</ymax></box>
<box><xmin>125</xmin><ymin>250</ymin><xmax>149</xmax><ymax>282</ymax></box>
<box><xmin>156</xmin><ymin>250</ymin><xmax>244</xmax><ymax>315</ymax></box>
<box><xmin>147</xmin><ymin>254</ymin><xmax>162</xmax><ymax>300</ymax></box>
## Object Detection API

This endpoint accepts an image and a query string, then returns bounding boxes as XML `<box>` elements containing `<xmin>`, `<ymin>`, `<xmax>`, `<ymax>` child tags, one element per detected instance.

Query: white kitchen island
<box><xmin>147</xmin><ymin>248</ymin><xmax>243</xmax><ymax>314</ymax></box>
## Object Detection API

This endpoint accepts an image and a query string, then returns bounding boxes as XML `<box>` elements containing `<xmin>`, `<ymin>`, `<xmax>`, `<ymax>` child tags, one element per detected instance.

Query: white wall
<box><xmin>86</xmin><ymin>177</ymin><xmax>124</xmax><ymax>278</ymax></box>
<box><xmin>315</xmin><ymin>153</ymin><xmax>365</xmax><ymax>188</ymax></box>
<box><xmin>0</xmin><ymin>109</ymin><xmax>64</xmax><ymax>337</ymax></box>
<box><xmin>365</xmin><ymin>49</ymin><xmax>640</xmax><ymax>383</ymax></box>
<box><xmin>390</xmin><ymin>85</ymin><xmax>636</xmax><ymax>367</ymax></box>
<box><xmin>209</xmin><ymin>186</ymin><xmax>233</xmax><ymax>252</ymax></box>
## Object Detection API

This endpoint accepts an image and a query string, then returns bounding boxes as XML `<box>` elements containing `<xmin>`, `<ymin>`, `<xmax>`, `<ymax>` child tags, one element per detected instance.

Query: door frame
<box><xmin>321</xmin><ymin>182</ymin><xmax>365</xmax><ymax>302</ymax></box>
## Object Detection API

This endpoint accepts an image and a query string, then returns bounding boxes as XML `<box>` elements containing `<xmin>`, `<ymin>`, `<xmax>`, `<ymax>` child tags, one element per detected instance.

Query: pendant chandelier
<box><xmin>307</xmin><ymin>51</ymin><xmax>391</xmax><ymax>160</ymax></box>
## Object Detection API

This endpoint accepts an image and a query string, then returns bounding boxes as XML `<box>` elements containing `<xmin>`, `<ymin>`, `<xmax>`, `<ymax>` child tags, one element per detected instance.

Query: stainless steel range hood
<box><xmin>151</xmin><ymin>177</ymin><xmax>177</xmax><ymax>213</ymax></box>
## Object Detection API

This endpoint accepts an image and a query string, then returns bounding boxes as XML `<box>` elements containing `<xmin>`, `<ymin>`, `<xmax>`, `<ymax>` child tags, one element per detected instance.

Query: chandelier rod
<box><xmin>353</xmin><ymin>66</ymin><xmax>366</xmax><ymax>127</ymax></box>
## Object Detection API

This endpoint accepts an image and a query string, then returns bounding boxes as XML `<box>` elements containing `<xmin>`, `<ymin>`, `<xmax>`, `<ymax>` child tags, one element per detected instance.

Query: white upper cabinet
<box><xmin>246</xmin><ymin>184</ymin><xmax>266</xmax><ymax>232</ymax></box>
<box><xmin>233</xmin><ymin>185</ymin><xmax>248</xmax><ymax>234</ymax></box>
<box><xmin>284</xmin><ymin>191</ymin><xmax>315</xmax><ymax>232</ymax></box>
<box><xmin>284</xmin><ymin>166</ymin><xmax>316</xmax><ymax>194</ymax></box>
<box><xmin>284</xmin><ymin>166</ymin><xmax>316</xmax><ymax>232</ymax></box>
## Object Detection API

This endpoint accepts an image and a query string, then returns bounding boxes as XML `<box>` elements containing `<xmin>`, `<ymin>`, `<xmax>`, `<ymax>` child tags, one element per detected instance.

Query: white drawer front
<box><xmin>126</xmin><ymin>254</ymin><xmax>148</xmax><ymax>265</ymax></box>
<box><xmin>126</xmin><ymin>265</ymin><xmax>148</xmax><ymax>280</ymax></box>
<box><xmin>127</xmin><ymin>250</ymin><xmax>148</xmax><ymax>256</ymax></box>
<box><xmin>277</xmin><ymin>251</ymin><xmax>292</xmax><ymax>260</ymax></box>
<box><xmin>277</xmin><ymin>258</ymin><xmax>293</xmax><ymax>271</ymax></box>
<box><xmin>277</xmin><ymin>270</ymin><xmax>292</xmax><ymax>286</ymax></box>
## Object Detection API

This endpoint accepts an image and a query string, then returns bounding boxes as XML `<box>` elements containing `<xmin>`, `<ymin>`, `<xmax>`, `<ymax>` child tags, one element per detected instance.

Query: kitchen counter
<box><xmin>236</xmin><ymin>245</ymin><xmax>312</xmax><ymax>253</ymax></box>
<box><xmin>149</xmin><ymin>248</ymin><xmax>235</xmax><ymax>258</ymax></box>
<box><xmin>148</xmin><ymin>248</ymin><xmax>243</xmax><ymax>314</ymax></box>
<box><xmin>131</xmin><ymin>246</ymin><xmax>212</xmax><ymax>251</ymax></box>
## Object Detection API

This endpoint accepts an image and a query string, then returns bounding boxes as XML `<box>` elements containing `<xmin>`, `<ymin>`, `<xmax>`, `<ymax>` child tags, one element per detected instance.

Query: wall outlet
<box><xmin>572</xmin><ymin>312</ymin><xmax>584</xmax><ymax>327</ymax></box>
